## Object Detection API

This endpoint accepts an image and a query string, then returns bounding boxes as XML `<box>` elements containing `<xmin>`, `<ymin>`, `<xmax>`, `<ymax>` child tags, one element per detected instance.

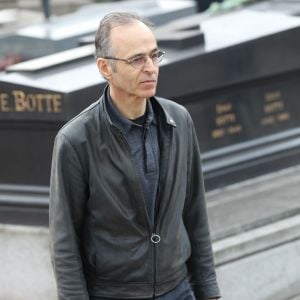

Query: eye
<box><xmin>130</xmin><ymin>56</ymin><xmax>146</xmax><ymax>66</ymax></box>
<box><xmin>151</xmin><ymin>52</ymin><xmax>159</xmax><ymax>59</ymax></box>
<box><xmin>151</xmin><ymin>51</ymin><xmax>165</xmax><ymax>63</ymax></box>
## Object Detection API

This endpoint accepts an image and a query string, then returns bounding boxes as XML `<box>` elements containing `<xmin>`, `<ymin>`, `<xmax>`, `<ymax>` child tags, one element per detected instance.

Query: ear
<box><xmin>96</xmin><ymin>58</ymin><xmax>112</xmax><ymax>80</ymax></box>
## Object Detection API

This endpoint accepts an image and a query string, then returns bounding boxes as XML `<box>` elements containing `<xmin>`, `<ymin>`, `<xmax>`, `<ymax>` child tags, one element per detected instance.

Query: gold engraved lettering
<box><xmin>211</xmin><ymin>101</ymin><xmax>243</xmax><ymax>139</ymax></box>
<box><xmin>277</xmin><ymin>112</ymin><xmax>290</xmax><ymax>122</ymax></box>
<box><xmin>262</xmin><ymin>90</ymin><xmax>292</xmax><ymax>126</ymax></box>
<box><xmin>227</xmin><ymin>125</ymin><xmax>242</xmax><ymax>135</ymax></box>
<box><xmin>0</xmin><ymin>93</ymin><xmax>12</xmax><ymax>112</ymax></box>
<box><xmin>13</xmin><ymin>90</ymin><xmax>27</xmax><ymax>112</ymax></box>
<box><xmin>12</xmin><ymin>90</ymin><xmax>62</xmax><ymax>113</ymax></box>
<box><xmin>261</xmin><ymin>116</ymin><xmax>275</xmax><ymax>126</ymax></box>
<box><xmin>45</xmin><ymin>94</ymin><xmax>53</xmax><ymax>112</ymax></box>
<box><xmin>216</xmin><ymin>103</ymin><xmax>232</xmax><ymax>114</ymax></box>
<box><xmin>265</xmin><ymin>91</ymin><xmax>281</xmax><ymax>102</ymax></box>
<box><xmin>52</xmin><ymin>94</ymin><xmax>62</xmax><ymax>113</ymax></box>
<box><xmin>211</xmin><ymin>128</ymin><xmax>225</xmax><ymax>139</ymax></box>
<box><xmin>27</xmin><ymin>94</ymin><xmax>36</xmax><ymax>112</ymax></box>
<box><xmin>215</xmin><ymin>113</ymin><xmax>236</xmax><ymax>126</ymax></box>
<box><xmin>36</xmin><ymin>94</ymin><xmax>44</xmax><ymax>112</ymax></box>
<box><xmin>264</xmin><ymin>101</ymin><xmax>284</xmax><ymax>114</ymax></box>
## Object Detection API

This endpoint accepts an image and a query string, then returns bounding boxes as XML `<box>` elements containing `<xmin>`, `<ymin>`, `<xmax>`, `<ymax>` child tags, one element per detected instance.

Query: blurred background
<box><xmin>1</xmin><ymin>0</ymin><xmax>300</xmax><ymax>299</ymax></box>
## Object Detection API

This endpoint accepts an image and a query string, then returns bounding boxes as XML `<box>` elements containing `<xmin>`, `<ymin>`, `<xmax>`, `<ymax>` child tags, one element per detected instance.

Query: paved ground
<box><xmin>289</xmin><ymin>297</ymin><xmax>300</xmax><ymax>300</ymax></box>
<box><xmin>206</xmin><ymin>164</ymin><xmax>300</xmax><ymax>241</ymax></box>
<box><xmin>205</xmin><ymin>165</ymin><xmax>300</xmax><ymax>300</ymax></box>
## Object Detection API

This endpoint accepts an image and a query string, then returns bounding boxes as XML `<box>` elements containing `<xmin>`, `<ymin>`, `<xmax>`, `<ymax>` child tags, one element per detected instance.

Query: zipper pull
<box><xmin>151</xmin><ymin>233</ymin><xmax>161</xmax><ymax>244</ymax></box>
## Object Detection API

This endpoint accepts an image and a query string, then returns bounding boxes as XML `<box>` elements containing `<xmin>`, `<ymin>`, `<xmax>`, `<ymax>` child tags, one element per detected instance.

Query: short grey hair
<box><xmin>94</xmin><ymin>12</ymin><xmax>153</xmax><ymax>60</ymax></box>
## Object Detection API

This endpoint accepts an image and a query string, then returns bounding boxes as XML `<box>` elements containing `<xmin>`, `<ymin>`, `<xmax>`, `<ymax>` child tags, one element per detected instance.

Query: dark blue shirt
<box><xmin>105</xmin><ymin>92</ymin><xmax>160</xmax><ymax>225</ymax></box>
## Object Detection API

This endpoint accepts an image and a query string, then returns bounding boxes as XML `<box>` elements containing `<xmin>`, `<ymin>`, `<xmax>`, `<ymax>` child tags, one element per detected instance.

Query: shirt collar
<box><xmin>105</xmin><ymin>87</ymin><xmax>156</xmax><ymax>135</ymax></box>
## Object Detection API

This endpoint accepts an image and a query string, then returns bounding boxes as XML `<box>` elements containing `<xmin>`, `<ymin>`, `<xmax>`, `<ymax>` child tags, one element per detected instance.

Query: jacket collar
<box><xmin>159</xmin><ymin>106</ymin><xmax>177</xmax><ymax>128</ymax></box>
<box><xmin>100</xmin><ymin>85</ymin><xmax>177</xmax><ymax>129</ymax></box>
<box><xmin>105</xmin><ymin>87</ymin><xmax>157</xmax><ymax>135</ymax></box>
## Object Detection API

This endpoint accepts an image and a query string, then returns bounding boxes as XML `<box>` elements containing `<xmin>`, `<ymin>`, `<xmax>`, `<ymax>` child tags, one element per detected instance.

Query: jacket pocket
<box><xmin>157</xmin><ymin>221</ymin><xmax>191</xmax><ymax>282</ymax></box>
<box><xmin>95</xmin><ymin>236</ymin><xmax>151</xmax><ymax>283</ymax></box>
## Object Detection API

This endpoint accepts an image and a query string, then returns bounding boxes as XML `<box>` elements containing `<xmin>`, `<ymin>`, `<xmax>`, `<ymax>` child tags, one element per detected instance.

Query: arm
<box><xmin>183</xmin><ymin>114</ymin><xmax>221</xmax><ymax>300</ymax></box>
<box><xmin>49</xmin><ymin>133</ymin><xmax>89</xmax><ymax>300</ymax></box>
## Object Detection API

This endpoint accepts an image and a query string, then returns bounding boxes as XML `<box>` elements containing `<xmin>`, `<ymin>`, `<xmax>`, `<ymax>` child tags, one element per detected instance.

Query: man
<box><xmin>49</xmin><ymin>12</ymin><xmax>220</xmax><ymax>300</ymax></box>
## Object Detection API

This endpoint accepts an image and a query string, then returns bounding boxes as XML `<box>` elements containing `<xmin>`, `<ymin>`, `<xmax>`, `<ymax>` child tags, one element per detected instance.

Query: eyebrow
<box><xmin>127</xmin><ymin>47</ymin><xmax>158</xmax><ymax>60</ymax></box>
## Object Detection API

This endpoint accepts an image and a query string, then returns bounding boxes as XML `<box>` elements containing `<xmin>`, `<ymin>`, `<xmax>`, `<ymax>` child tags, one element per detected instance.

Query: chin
<box><xmin>140</xmin><ymin>88</ymin><xmax>156</xmax><ymax>98</ymax></box>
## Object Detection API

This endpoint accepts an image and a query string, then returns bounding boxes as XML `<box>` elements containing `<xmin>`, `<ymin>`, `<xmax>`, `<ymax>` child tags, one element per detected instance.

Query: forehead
<box><xmin>109</xmin><ymin>21</ymin><xmax>157</xmax><ymax>56</ymax></box>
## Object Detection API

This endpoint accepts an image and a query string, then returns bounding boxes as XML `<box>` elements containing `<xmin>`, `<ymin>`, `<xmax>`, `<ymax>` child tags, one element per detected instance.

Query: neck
<box><xmin>109</xmin><ymin>89</ymin><xmax>147</xmax><ymax>120</ymax></box>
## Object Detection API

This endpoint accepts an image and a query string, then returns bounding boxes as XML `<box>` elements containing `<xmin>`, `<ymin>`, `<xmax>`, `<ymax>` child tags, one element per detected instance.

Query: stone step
<box><xmin>207</xmin><ymin>165</ymin><xmax>300</xmax><ymax>241</ymax></box>
<box><xmin>287</xmin><ymin>295</ymin><xmax>300</xmax><ymax>300</ymax></box>
<box><xmin>213</xmin><ymin>213</ymin><xmax>300</xmax><ymax>266</ymax></box>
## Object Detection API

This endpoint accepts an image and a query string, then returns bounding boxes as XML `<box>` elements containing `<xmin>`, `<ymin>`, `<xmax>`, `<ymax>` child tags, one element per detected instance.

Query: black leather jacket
<box><xmin>49</xmin><ymin>88</ymin><xmax>220</xmax><ymax>300</ymax></box>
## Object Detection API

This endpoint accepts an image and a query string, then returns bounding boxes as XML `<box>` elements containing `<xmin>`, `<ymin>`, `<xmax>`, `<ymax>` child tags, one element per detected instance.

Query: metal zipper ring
<box><xmin>151</xmin><ymin>234</ymin><xmax>161</xmax><ymax>244</ymax></box>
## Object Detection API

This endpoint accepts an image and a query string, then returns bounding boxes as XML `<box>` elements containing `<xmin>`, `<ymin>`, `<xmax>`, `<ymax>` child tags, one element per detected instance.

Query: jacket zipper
<box><xmin>152</xmin><ymin>239</ymin><xmax>157</xmax><ymax>300</ymax></box>
<box><xmin>114</xmin><ymin>127</ymin><xmax>159</xmax><ymax>297</ymax></box>
<box><xmin>151</xmin><ymin>124</ymin><xmax>173</xmax><ymax>299</ymax></box>
<box><xmin>151</xmin><ymin>230</ymin><xmax>161</xmax><ymax>299</ymax></box>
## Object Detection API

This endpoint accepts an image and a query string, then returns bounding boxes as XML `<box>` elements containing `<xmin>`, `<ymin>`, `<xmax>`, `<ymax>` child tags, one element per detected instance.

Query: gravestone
<box><xmin>1</xmin><ymin>7</ymin><xmax>300</xmax><ymax>225</ymax></box>
<box><xmin>156</xmin><ymin>9</ymin><xmax>300</xmax><ymax>189</ymax></box>
<box><xmin>0</xmin><ymin>0</ymin><xmax>196</xmax><ymax>64</ymax></box>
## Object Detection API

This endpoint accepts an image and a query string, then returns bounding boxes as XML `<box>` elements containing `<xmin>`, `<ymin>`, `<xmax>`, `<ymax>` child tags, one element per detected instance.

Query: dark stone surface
<box><xmin>0</xmin><ymin>0</ymin><xmax>196</xmax><ymax>60</ymax></box>
<box><xmin>155</xmin><ymin>10</ymin><xmax>300</xmax><ymax>189</ymax></box>
<box><xmin>1</xmin><ymin>9</ymin><xmax>300</xmax><ymax>189</ymax></box>
<box><xmin>184</xmin><ymin>73</ymin><xmax>300</xmax><ymax>152</ymax></box>
<box><xmin>0</xmin><ymin>121</ymin><xmax>61</xmax><ymax>185</ymax></box>
<box><xmin>0</xmin><ymin>184</ymin><xmax>49</xmax><ymax>226</ymax></box>
<box><xmin>1</xmin><ymin>6</ymin><xmax>300</xmax><ymax>224</ymax></box>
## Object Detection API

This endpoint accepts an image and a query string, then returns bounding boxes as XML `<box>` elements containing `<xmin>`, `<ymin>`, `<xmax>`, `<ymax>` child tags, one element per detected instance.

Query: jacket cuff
<box><xmin>191</xmin><ymin>282</ymin><xmax>221</xmax><ymax>300</ymax></box>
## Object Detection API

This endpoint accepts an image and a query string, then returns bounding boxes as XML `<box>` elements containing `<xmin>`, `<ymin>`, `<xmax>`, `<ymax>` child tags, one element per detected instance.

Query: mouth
<box><xmin>140</xmin><ymin>79</ymin><xmax>157</xmax><ymax>84</ymax></box>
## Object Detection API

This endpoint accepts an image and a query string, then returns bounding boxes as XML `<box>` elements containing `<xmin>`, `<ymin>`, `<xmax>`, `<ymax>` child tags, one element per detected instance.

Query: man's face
<box><xmin>105</xmin><ymin>21</ymin><xmax>160</xmax><ymax>101</ymax></box>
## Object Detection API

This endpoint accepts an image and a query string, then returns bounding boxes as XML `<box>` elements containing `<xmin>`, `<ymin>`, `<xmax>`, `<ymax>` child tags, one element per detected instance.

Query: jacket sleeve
<box><xmin>49</xmin><ymin>133</ymin><xmax>89</xmax><ymax>300</ymax></box>
<box><xmin>183</xmin><ymin>113</ymin><xmax>221</xmax><ymax>300</ymax></box>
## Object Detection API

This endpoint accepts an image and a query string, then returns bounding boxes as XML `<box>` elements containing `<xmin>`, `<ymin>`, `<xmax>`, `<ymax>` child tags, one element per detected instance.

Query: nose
<box><xmin>143</xmin><ymin>56</ymin><xmax>157</xmax><ymax>73</ymax></box>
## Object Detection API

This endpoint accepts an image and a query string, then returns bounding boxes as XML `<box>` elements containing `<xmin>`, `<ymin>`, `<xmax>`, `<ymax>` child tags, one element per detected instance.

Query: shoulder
<box><xmin>57</xmin><ymin>99</ymin><xmax>100</xmax><ymax>144</ymax></box>
<box><xmin>154</xmin><ymin>96</ymin><xmax>193</xmax><ymax>125</ymax></box>
<box><xmin>155</xmin><ymin>96</ymin><xmax>186</xmax><ymax>112</ymax></box>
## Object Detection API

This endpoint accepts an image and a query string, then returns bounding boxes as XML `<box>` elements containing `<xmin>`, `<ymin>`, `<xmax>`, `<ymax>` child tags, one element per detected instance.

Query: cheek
<box><xmin>115</xmin><ymin>72</ymin><xmax>131</xmax><ymax>87</ymax></box>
